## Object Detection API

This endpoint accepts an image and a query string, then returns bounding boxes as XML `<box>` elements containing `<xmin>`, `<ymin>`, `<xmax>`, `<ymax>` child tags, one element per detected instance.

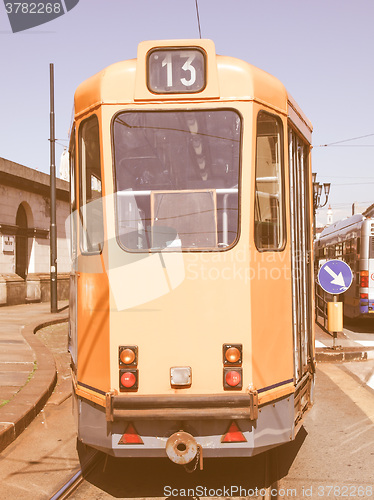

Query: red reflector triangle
<box><xmin>221</xmin><ymin>421</ymin><xmax>247</xmax><ymax>443</ymax></box>
<box><xmin>118</xmin><ymin>423</ymin><xmax>144</xmax><ymax>445</ymax></box>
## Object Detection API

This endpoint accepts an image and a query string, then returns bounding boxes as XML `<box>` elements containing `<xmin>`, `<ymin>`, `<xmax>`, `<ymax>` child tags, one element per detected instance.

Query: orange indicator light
<box><xmin>225</xmin><ymin>347</ymin><xmax>241</xmax><ymax>364</ymax></box>
<box><xmin>223</xmin><ymin>344</ymin><xmax>242</xmax><ymax>366</ymax></box>
<box><xmin>120</xmin><ymin>348</ymin><xmax>136</xmax><ymax>365</ymax></box>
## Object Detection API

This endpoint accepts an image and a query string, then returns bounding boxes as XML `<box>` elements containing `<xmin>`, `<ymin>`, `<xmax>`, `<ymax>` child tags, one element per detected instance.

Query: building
<box><xmin>363</xmin><ymin>202</ymin><xmax>374</xmax><ymax>218</ymax></box>
<box><xmin>326</xmin><ymin>204</ymin><xmax>333</xmax><ymax>226</ymax></box>
<box><xmin>0</xmin><ymin>157</ymin><xmax>70</xmax><ymax>306</ymax></box>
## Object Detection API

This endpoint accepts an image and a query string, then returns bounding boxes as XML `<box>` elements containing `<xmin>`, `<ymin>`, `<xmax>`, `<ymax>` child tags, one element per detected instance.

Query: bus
<box><xmin>315</xmin><ymin>214</ymin><xmax>374</xmax><ymax>317</ymax></box>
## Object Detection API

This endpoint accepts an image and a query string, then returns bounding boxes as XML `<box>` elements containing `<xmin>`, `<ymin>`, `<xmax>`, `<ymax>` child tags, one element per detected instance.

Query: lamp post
<box><xmin>313</xmin><ymin>173</ymin><xmax>331</xmax><ymax>240</ymax></box>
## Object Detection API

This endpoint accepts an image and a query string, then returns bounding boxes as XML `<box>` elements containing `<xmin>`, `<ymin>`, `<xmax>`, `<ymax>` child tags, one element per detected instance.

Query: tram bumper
<box><xmin>76</xmin><ymin>391</ymin><xmax>296</xmax><ymax>459</ymax></box>
<box><xmin>105</xmin><ymin>392</ymin><xmax>259</xmax><ymax>422</ymax></box>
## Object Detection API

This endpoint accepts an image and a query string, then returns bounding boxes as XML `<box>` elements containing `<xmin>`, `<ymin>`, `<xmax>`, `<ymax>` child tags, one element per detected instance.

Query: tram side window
<box><xmin>79</xmin><ymin>116</ymin><xmax>104</xmax><ymax>254</ymax></box>
<box><xmin>254</xmin><ymin>112</ymin><xmax>284</xmax><ymax>250</ymax></box>
<box><xmin>69</xmin><ymin>128</ymin><xmax>77</xmax><ymax>260</ymax></box>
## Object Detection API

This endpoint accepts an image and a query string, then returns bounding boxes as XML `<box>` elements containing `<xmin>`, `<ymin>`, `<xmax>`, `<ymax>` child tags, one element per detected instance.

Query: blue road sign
<box><xmin>318</xmin><ymin>259</ymin><xmax>353</xmax><ymax>295</ymax></box>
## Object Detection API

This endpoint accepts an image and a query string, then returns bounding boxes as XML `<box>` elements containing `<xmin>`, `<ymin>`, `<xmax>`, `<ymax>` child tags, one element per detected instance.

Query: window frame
<box><xmin>254</xmin><ymin>110</ymin><xmax>286</xmax><ymax>252</ymax></box>
<box><xmin>69</xmin><ymin>127</ymin><xmax>77</xmax><ymax>261</ymax></box>
<box><xmin>146</xmin><ymin>46</ymin><xmax>207</xmax><ymax>95</ymax></box>
<box><xmin>78</xmin><ymin>114</ymin><xmax>104</xmax><ymax>256</ymax></box>
<box><xmin>111</xmin><ymin>107</ymin><xmax>243</xmax><ymax>254</ymax></box>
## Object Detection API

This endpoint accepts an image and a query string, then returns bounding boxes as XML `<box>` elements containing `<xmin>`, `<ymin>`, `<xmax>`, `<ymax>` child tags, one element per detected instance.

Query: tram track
<box><xmin>49</xmin><ymin>451</ymin><xmax>102</xmax><ymax>500</ymax></box>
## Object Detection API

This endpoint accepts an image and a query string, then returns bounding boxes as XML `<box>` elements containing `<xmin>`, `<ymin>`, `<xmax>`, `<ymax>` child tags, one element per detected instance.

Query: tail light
<box><xmin>360</xmin><ymin>271</ymin><xmax>369</xmax><ymax>288</ymax></box>
<box><xmin>360</xmin><ymin>293</ymin><xmax>368</xmax><ymax>299</ymax></box>
<box><xmin>223</xmin><ymin>344</ymin><xmax>243</xmax><ymax>390</ymax></box>
<box><xmin>119</xmin><ymin>369</ymin><xmax>138</xmax><ymax>391</ymax></box>
<box><xmin>119</xmin><ymin>345</ymin><xmax>138</xmax><ymax>391</ymax></box>
<box><xmin>223</xmin><ymin>368</ymin><xmax>242</xmax><ymax>389</ymax></box>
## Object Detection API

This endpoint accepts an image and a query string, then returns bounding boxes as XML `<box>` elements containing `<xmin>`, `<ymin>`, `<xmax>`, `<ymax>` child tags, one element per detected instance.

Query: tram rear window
<box><xmin>112</xmin><ymin>110</ymin><xmax>241</xmax><ymax>252</ymax></box>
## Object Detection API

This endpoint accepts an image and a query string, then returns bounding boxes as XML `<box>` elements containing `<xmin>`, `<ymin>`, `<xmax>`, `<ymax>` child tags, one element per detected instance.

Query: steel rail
<box><xmin>49</xmin><ymin>468</ymin><xmax>83</xmax><ymax>500</ymax></box>
<box><xmin>49</xmin><ymin>451</ymin><xmax>101</xmax><ymax>500</ymax></box>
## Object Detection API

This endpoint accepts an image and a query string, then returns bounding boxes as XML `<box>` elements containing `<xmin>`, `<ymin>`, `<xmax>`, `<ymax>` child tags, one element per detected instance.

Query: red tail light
<box><xmin>361</xmin><ymin>293</ymin><xmax>368</xmax><ymax>299</ymax></box>
<box><xmin>119</xmin><ymin>369</ymin><xmax>138</xmax><ymax>391</ymax></box>
<box><xmin>224</xmin><ymin>368</ymin><xmax>242</xmax><ymax>389</ymax></box>
<box><xmin>360</xmin><ymin>271</ymin><xmax>369</xmax><ymax>288</ymax></box>
<box><xmin>221</xmin><ymin>421</ymin><xmax>247</xmax><ymax>443</ymax></box>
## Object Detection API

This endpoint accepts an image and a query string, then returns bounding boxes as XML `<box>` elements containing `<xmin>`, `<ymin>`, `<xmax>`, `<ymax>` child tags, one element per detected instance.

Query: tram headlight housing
<box><xmin>170</xmin><ymin>367</ymin><xmax>192</xmax><ymax>388</ymax></box>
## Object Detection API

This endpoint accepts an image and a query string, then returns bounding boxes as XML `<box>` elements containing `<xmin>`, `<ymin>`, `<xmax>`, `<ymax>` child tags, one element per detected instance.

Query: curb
<box><xmin>0</xmin><ymin>314</ymin><xmax>68</xmax><ymax>453</ymax></box>
<box><xmin>316</xmin><ymin>348</ymin><xmax>373</xmax><ymax>363</ymax></box>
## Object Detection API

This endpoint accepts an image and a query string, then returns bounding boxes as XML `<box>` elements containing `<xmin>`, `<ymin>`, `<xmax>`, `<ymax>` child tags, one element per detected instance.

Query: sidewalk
<box><xmin>0</xmin><ymin>301</ymin><xmax>68</xmax><ymax>452</ymax></box>
<box><xmin>315</xmin><ymin>321</ymin><xmax>374</xmax><ymax>362</ymax></box>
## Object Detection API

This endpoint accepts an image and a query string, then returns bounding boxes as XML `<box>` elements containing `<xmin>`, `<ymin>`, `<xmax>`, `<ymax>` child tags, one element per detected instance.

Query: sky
<box><xmin>1</xmin><ymin>0</ymin><xmax>374</xmax><ymax>226</ymax></box>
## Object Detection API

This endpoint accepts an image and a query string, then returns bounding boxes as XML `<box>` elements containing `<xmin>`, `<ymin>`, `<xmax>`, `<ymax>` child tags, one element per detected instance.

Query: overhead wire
<box><xmin>195</xmin><ymin>0</ymin><xmax>202</xmax><ymax>39</ymax></box>
<box><xmin>315</xmin><ymin>133</ymin><xmax>374</xmax><ymax>147</ymax></box>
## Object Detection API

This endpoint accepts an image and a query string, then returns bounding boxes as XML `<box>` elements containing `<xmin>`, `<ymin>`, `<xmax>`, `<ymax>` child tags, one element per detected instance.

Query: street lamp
<box><xmin>313</xmin><ymin>173</ymin><xmax>331</xmax><ymax>239</ymax></box>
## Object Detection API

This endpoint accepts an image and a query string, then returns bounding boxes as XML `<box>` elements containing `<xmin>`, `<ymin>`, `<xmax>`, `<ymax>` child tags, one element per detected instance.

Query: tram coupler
<box><xmin>165</xmin><ymin>431</ymin><xmax>199</xmax><ymax>466</ymax></box>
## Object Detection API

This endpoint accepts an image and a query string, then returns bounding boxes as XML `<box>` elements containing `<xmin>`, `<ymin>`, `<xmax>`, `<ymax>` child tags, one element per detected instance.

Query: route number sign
<box><xmin>318</xmin><ymin>259</ymin><xmax>353</xmax><ymax>295</ymax></box>
<box><xmin>148</xmin><ymin>48</ymin><xmax>206</xmax><ymax>94</ymax></box>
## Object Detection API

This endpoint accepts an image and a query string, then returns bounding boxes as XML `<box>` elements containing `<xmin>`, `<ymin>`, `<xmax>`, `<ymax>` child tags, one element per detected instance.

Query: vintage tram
<box><xmin>68</xmin><ymin>39</ymin><xmax>314</xmax><ymax>468</ymax></box>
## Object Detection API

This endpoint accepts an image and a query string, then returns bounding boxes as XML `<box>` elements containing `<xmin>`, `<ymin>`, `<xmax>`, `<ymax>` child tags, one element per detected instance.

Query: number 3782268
<box><xmin>5</xmin><ymin>3</ymin><xmax>62</xmax><ymax>14</ymax></box>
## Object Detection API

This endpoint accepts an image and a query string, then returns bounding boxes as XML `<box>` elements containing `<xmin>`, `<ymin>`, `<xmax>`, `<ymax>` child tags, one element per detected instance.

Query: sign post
<box><xmin>318</xmin><ymin>260</ymin><xmax>353</xmax><ymax>347</ymax></box>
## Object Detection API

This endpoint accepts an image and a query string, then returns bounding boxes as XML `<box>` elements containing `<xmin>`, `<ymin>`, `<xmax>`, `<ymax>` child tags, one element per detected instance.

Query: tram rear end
<box><xmin>69</xmin><ymin>39</ymin><xmax>315</xmax><ymax>465</ymax></box>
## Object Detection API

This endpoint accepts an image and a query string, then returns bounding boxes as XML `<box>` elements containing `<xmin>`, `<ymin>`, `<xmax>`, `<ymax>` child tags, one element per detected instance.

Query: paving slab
<box><xmin>0</xmin><ymin>301</ymin><xmax>68</xmax><ymax>452</ymax></box>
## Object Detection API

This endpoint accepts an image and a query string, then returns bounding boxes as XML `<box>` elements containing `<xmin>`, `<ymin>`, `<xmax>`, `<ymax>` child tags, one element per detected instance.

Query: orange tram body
<box><xmin>69</xmin><ymin>39</ymin><xmax>315</xmax><ymax>465</ymax></box>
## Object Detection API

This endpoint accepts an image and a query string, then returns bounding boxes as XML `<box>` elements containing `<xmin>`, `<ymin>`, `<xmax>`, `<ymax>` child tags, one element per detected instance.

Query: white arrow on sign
<box><xmin>324</xmin><ymin>265</ymin><xmax>346</xmax><ymax>288</ymax></box>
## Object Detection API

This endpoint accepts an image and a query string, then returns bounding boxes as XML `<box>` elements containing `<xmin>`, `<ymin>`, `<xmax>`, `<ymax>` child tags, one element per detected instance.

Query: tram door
<box><xmin>289</xmin><ymin>127</ymin><xmax>313</xmax><ymax>381</ymax></box>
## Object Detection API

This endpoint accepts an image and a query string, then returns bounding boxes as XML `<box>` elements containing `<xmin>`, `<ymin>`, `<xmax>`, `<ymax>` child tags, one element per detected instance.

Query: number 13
<box><xmin>162</xmin><ymin>54</ymin><xmax>197</xmax><ymax>88</ymax></box>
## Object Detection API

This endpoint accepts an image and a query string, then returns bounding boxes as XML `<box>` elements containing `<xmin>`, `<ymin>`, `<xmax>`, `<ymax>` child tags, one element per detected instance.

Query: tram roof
<box><xmin>74</xmin><ymin>39</ymin><xmax>312</xmax><ymax>140</ymax></box>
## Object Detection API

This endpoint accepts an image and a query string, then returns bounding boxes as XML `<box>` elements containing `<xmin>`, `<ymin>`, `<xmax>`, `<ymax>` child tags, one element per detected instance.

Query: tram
<box><xmin>315</xmin><ymin>214</ymin><xmax>374</xmax><ymax>318</ymax></box>
<box><xmin>68</xmin><ymin>39</ymin><xmax>314</xmax><ymax>468</ymax></box>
